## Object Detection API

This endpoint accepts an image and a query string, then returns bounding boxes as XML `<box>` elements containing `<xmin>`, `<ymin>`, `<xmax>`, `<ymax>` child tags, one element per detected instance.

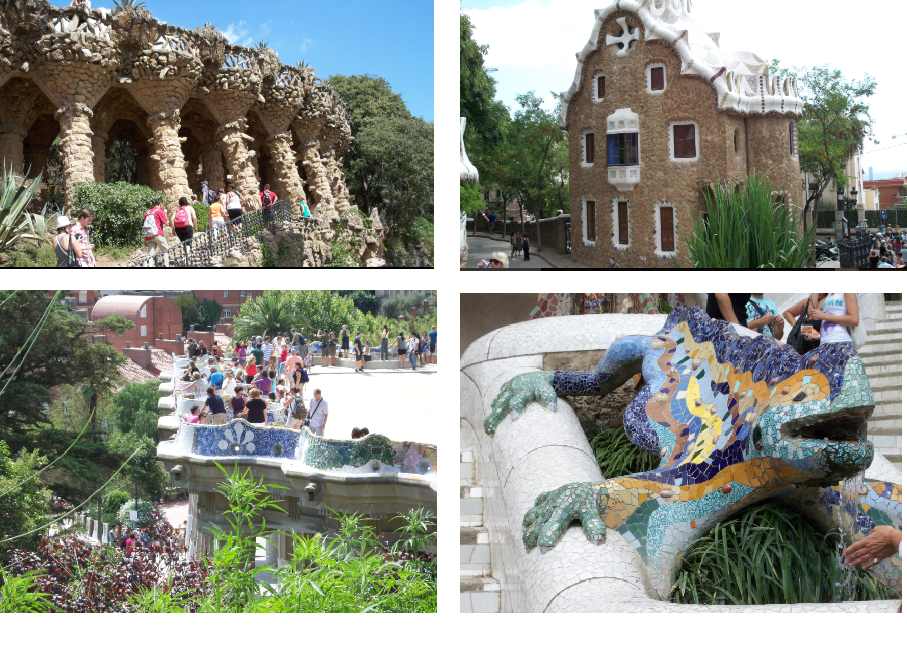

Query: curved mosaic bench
<box><xmin>462</xmin><ymin>308</ymin><xmax>901</xmax><ymax>612</ymax></box>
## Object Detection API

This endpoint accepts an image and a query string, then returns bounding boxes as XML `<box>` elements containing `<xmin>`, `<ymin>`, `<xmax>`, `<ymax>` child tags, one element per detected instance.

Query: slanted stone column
<box><xmin>147</xmin><ymin>109</ymin><xmax>191</xmax><ymax>212</ymax></box>
<box><xmin>217</xmin><ymin>117</ymin><xmax>260</xmax><ymax>211</ymax></box>
<box><xmin>265</xmin><ymin>131</ymin><xmax>305</xmax><ymax>214</ymax></box>
<box><xmin>300</xmin><ymin>143</ymin><xmax>336</xmax><ymax>212</ymax></box>
<box><xmin>324</xmin><ymin>152</ymin><xmax>352</xmax><ymax>214</ymax></box>
<box><xmin>54</xmin><ymin>103</ymin><xmax>96</xmax><ymax>207</ymax></box>
<box><xmin>91</xmin><ymin>129</ymin><xmax>107</xmax><ymax>182</ymax></box>
<box><xmin>0</xmin><ymin>123</ymin><xmax>28</xmax><ymax>176</ymax></box>
<box><xmin>200</xmin><ymin>142</ymin><xmax>226</xmax><ymax>193</ymax></box>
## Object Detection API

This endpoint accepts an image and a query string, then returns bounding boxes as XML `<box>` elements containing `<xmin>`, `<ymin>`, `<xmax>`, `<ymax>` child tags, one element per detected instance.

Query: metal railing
<box><xmin>129</xmin><ymin>200</ymin><xmax>292</xmax><ymax>268</ymax></box>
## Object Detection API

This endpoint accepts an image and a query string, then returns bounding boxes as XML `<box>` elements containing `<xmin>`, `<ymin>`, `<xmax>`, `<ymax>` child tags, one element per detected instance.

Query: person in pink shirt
<box><xmin>68</xmin><ymin>209</ymin><xmax>97</xmax><ymax>267</ymax></box>
<box><xmin>143</xmin><ymin>197</ymin><xmax>169</xmax><ymax>265</ymax></box>
<box><xmin>185</xmin><ymin>405</ymin><xmax>200</xmax><ymax>424</ymax></box>
<box><xmin>285</xmin><ymin>350</ymin><xmax>303</xmax><ymax>382</ymax></box>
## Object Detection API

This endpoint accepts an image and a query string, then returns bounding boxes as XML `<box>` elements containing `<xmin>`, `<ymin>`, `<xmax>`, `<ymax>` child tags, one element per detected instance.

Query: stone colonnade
<box><xmin>0</xmin><ymin>2</ymin><xmax>353</xmax><ymax>218</ymax></box>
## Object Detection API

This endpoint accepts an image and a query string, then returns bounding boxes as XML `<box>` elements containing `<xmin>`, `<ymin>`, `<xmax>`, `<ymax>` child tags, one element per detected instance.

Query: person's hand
<box><xmin>843</xmin><ymin>525</ymin><xmax>901</xmax><ymax>570</ymax></box>
<box><xmin>807</xmin><ymin>307</ymin><xmax>825</xmax><ymax>320</ymax></box>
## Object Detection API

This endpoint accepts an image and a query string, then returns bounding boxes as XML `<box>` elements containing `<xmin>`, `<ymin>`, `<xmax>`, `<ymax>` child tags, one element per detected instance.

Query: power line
<box><xmin>864</xmin><ymin>141</ymin><xmax>907</xmax><ymax>155</ymax></box>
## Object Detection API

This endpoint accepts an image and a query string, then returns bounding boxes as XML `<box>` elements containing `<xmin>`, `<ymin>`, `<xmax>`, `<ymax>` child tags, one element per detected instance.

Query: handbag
<box><xmin>785</xmin><ymin>297</ymin><xmax>823</xmax><ymax>355</ymax></box>
<box><xmin>57</xmin><ymin>234</ymin><xmax>81</xmax><ymax>268</ymax></box>
<box><xmin>304</xmin><ymin>397</ymin><xmax>323</xmax><ymax>427</ymax></box>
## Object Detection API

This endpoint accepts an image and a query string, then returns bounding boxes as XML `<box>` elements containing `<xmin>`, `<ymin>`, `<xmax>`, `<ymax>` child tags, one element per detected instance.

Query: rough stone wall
<box><xmin>566</xmin><ymin>11</ymin><xmax>800</xmax><ymax>269</ymax></box>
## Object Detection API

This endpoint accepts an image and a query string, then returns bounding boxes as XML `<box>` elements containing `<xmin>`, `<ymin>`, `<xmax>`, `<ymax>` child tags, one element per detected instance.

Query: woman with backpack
<box><xmin>142</xmin><ymin>198</ymin><xmax>169</xmax><ymax>265</ymax></box>
<box><xmin>173</xmin><ymin>197</ymin><xmax>198</xmax><ymax>246</ymax></box>
<box><xmin>225</xmin><ymin>183</ymin><xmax>244</xmax><ymax>223</ymax></box>
<box><xmin>53</xmin><ymin>213</ymin><xmax>84</xmax><ymax>267</ymax></box>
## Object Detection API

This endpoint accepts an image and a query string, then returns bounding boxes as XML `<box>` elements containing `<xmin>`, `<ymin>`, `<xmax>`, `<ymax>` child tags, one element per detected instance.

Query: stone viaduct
<box><xmin>0</xmin><ymin>0</ymin><xmax>354</xmax><ymax>222</ymax></box>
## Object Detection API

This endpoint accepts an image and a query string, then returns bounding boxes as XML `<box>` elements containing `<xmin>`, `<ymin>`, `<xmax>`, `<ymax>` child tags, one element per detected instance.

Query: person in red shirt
<box><xmin>259</xmin><ymin>184</ymin><xmax>278</xmax><ymax>227</ymax></box>
<box><xmin>245</xmin><ymin>359</ymin><xmax>257</xmax><ymax>384</ymax></box>
<box><xmin>143</xmin><ymin>197</ymin><xmax>169</xmax><ymax>265</ymax></box>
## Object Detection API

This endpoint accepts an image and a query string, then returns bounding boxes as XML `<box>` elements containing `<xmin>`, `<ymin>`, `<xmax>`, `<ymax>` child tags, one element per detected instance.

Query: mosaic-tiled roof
<box><xmin>559</xmin><ymin>0</ymin><xmax>803</xmax><ymax>127</ymax></box>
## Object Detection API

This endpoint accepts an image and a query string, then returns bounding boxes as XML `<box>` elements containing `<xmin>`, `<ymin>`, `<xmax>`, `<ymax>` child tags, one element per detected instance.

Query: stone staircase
<box><xmin>862</xmin><ymin>300</ymin><xmax>901</xmax><ymax>470</ymax></box>
<box><xmin>460</xmin><ymin>450</ymin><xmax>501</xmax><ymax>612</ymax></box>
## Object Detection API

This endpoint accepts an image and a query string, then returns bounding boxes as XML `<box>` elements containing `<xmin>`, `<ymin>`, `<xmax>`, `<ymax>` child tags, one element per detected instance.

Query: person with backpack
<box><xmin>53</xmin><ymin>213</ymin><xmax>84</xmax><ymax>267</ymax></box>
<box><xmin>142</xmin><ymin>198</ymin><xmax>169</xmax><ymax>266</ymax></box>
<box><xmin>173</xmin><ymin>196</ymin><xmax>198</xmax><ymax>247</ymax></box>
<box><xmin>200</xmin><ymin>180</ymin><xmax>217</xmax><ymax>205</ymax></box>
<box><xmin>259</xmin><ymin>184</ymin><xmax>277</xmax><ymax>227</ymax></box>
<box><xmin>284</xmin><ymin>386</ymin><xmax>305</xmax><ymax>430</ymax></box>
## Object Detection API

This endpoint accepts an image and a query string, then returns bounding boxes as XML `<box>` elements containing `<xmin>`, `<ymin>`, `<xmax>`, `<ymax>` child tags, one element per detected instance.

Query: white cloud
<box><xmin>258</xmin><ymin>20</ymin><xmax>272</xmax><ymax>37</ymax></box>
<box><xmin>222</xmin><ymin>21</ymin><xmax>250</xmax><ymax>46</ymax></box>
<box><xmin>300</xmin><ymin>38</ymin><xmax>313</xmax><ymax>53</ymax></box>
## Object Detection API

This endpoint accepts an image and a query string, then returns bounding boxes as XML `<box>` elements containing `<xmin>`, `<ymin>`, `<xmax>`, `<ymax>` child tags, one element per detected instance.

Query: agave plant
<box><xmin>113</xmin><ymin>0</ymin><xmax>148</xmax><ymax>11</ymax></box>
<box><xmin>0</xmin><ymin>164</ymin><xmax>50</xmax><ymax>257</ymax></box>
<box><xmin>257</xmin><ymin>40</ymin><xmax>269</xmax><ymax>51</ymax></box>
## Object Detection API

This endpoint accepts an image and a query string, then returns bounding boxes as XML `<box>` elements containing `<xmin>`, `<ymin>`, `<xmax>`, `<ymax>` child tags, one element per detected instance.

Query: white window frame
<box><xmin>223</xmin><ymin>309</ymin><xmax>232</xmax><ymax>320</ymax></box>
<box><xmin>140</xmin><ymin>325</ymin><xmax>147</xmax><ymax>337</ymax></box>
<box><xmin>78</xmin><ymin>291</ymin><xmax>87</xmax><ymax>304</ymax></box>
<box><xmin>593</xmin><ymin>72</ymin><xmax>606</xmax><ymax>102</ymax></box>
<box><xmin>645</xmin><ymin>62</ymin><xmax>667</xmax><ymax>95</ymax></box>
<box><xmin>140</xmin><ymin>304</ymin><xmax>146</xmax><ymax>318</ymax></box>
<box><xmin>610</xmin><ymin>196</ymin><xmax>631</xmax><ymax>251</ymax></box>
<box><xmin>668</xmin><ymin>121</ymin><xmax>700</xmax><ymax>163</ymax></box>
<box><xmin>653</xmin><ymin>202</ymin><xmax>677</xmax><ymax>259</ymax></box>
<box><xmin>581</xmin><ymin>197</ymin><xmax>597</xmax><ymax>247</ymax></box>
<box><xmin>223</xmin><ymin>290</ymin><xmax>229</xmax><ymax>298</ymax></box>
<box><xmin>240</xmin><ymin>290</ymin><xmax>245</xmax><ymax>297</ymax></box>
<box><xmin>581</xmin><ymin>130</ymin><xmax>595</xmax><ymax>168</ymax></box>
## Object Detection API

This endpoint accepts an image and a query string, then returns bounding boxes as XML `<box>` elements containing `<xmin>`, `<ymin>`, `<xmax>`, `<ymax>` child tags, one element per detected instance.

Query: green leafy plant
<box><xmin>581</xmin><ymin>420</ymin><xmax>659</xmax><ymax>478</ymax></box>
<box><xmin>260</xmin><ymin>242</ymin><xmax>277</xmax><ymax>268</ymax></box>
<box><xmin>112</xmin><ymin>0</ymin><xmax>147</xmax><ymax>10</ymax></box>
<box><xmin>0</xmin><ymin>165</ymin><xmax>49</xmax><ymax>259</ymax></box>
<box><xmin>679</xmin><ymin>173</ymin><xmax>816</xmax><ymax>269</ymax></box>
<box><xmin>5</xmin><ymin>241</ymin><xmax>56</xmax><ymax>267</ymax></box>
<box><xmin>672</xmin><ymin>502</ymin><xmax>896</xmax><ymax>605</ymax></box>
<box><xmin>70</xmin><ymin>182</ymin><xmax>161</xmax><ymax>249</ymax></box>
<box><xmin>0</xmin><ymin>567</ymin><xmax>55</xmax><ymax>613</ymax></box>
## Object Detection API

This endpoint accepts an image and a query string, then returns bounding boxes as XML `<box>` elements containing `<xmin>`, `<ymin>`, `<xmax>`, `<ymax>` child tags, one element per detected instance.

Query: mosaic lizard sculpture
<box><xmin>484</xmin><ymin>306</ymin><xmax>901</xmax><ymax>593</ymax></box>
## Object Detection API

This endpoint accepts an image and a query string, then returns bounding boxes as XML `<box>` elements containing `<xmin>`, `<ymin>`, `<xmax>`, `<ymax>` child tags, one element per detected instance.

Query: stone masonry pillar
<box><xmin>300</xmin><ymin>143</ymin><xmax>336</xmax><ymax>212</ymax></box>
<box><xmin>200</xmin><ymin>142</ymin><xmax>226</xmax><ymax>193</ymax></box>
<box><xmin>324</xmin><ymin>153</ymin><xmax>352</xmax><ymax>214</ymax></box>
<box><xmin>265</xmin><ymin>131</ymin><xmax>305</xmax><ymax>215</ymax></box>
<box><xmin>148</xmin><ymin>109</ymin><xmax>191</xmax><ymax>213</ymax></box>
<box><xmin>0</xmin><ymin>123</ymin><xmax>27</xmax><ymax>176</ymax></box>
<box><xmin>91</xmin><ymin>129</ymin><xmax>107</xmax><ymax>183</ymax></box>
<box><xmin>55</xmin><ymin>103</ymin><xmax>96</xmax><ymax>207</ymax></box>
<box><xmin>217</xmin><ymin>118</ymin><xmax>260</xmax><ymax>212</ymax></box>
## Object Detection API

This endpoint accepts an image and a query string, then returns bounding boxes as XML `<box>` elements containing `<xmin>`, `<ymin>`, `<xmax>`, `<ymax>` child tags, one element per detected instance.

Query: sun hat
<box><xmin>55</xmin><ymin>214</ymin><xmax>71</xmax><ymax>229</ymax></box>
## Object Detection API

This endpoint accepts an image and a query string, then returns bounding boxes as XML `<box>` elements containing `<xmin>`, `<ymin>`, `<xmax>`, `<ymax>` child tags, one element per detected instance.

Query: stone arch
<box><xmin>91</xmin><ymin>88</ymin><xmax>150</xmax><ymax>184</ymax></box>
<box><xmin>181</xmin><ymin>98</ymin><xmax>226</xmax><ymax>194</ymax></box>
<box><xmin>244</xmin><ymin>109</ymin><xmax>270</xmax><ymax>190</ymax></box>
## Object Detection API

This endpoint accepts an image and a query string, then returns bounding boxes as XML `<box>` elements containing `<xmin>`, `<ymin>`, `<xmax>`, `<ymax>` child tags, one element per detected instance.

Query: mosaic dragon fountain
<box><xmin>484</xmin><ymin>306</ymin><xmax>902</xmax><ymax>595</ymax></box>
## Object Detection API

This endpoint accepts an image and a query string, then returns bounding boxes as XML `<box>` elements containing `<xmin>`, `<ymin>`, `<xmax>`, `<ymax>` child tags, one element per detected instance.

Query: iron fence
<box><xmin>838</xmin><ymin>236</ymin><xmax>873</xmax><ymax>269</ymax></box>
<box><xmin>128</xmin><ymin>200</ymin><xmax>292</xmax><ymax>268</ymax></box>
<box><xmin>817</xmin><ymin>209</ymin><xmax>907</xmax><ymax>230</ymax></box>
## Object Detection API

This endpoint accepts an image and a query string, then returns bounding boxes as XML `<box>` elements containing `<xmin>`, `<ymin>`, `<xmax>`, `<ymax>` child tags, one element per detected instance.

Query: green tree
<box><xmin>231</xmin><ymin>292</ymin><xmax>300</xmax><ymax>342</ymax></box>
<box><xmin>174</xmin><ymin>293</ymin><xmax>200</xmax><ymax>334</ymax></box>
<box><xmin>197</xmin><ymin>297</ymin><xmax>223</xmax><ymax>331</ymax></box>
<box><xmin>337</xmin><ymin>291</ymin><xmax>380</xmax><ymax>315</ymax></box>
<box><xmin>460</xmin><ymin>13</ymin><xmax>504</xmax><ymax>150</ymax></box>
<box><xmin>0</xmin><ymin>441</ymin><xmax>50</xmax><ymax>562</ymax></box>
<box><xmin>769</xmin><ymin>61</ymin><xmax>876</xmax><ymax>230</ymax></box>
<box><xmin>0</xmin><ymin>291</ymin><xmax>131</xmax><ymax>440</ymax></box>
<box><xmin>509</xmin><ymin>91</ymin><xmax>567</xmax><ymax>250</ymax></box>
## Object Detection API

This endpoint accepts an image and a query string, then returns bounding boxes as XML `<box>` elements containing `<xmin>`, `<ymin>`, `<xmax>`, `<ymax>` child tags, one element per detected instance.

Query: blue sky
<box><xmin>463</xmin><ymin>0</ymin><xmax>906</xmax><ymax>176</ymax></box>
<box><xmin>91</xmin><ymin>0</ymin><xmax>434</xmax><ymax>121</ymax></box>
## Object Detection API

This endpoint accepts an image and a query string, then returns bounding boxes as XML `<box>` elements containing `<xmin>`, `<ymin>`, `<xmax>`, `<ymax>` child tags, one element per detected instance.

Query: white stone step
<box><xmin>461</xmin><ymin>526</ymin><xmax>492</xmax><ymax>577</ymax></box>
<box><xmin>859</xmin><ymin>341</ymin><xmax>901</xmax><ymax>356</ymax></box>
<box><xmin>865</xmin><ymin>329</ymin><xmax>901</xmax><ymax>343</ymax></box>
<box><xmin>870</xmin><ymin>386</ymin><xmax>901</xmax><ymax>401</ymax></box>
<box><xmin>461</xmin><ymin>486</ymin><xmax>483</xmax><ymax>526</ymax></box>
<box><xmin>873</xmin><ymin>318</ymin><xmax>901</xmax><ymax>330</ymax></box>
<box><xmin>863</xmin><ymin>360</ymin><xmax>901</xmax><ymax>378</ymax></box>
<box><xmin>858</xmin><ymin>351</ymin><xmax>901</xmax><ymax>364</ymax></box>
<box><xmin>868</xmin><ymin>433</ymin><xmax>902</xmax><ymax>452</ymax></box>
<box><xmin>866</xmin><ymin>414</ymin><xmax>901</xmax><ymax>431</ymax></box>
<box><xmin>884</xmin><ymin>307</ymin><xmax>901</xmax><ymax>318</ymax></box>
<box><xmin>869</xmin><ymin>399</ymin><xmax>900</xmax><ymax>416</ymax></box>
<box><xmin>460</xmin><ymin>576</ymin><xmax>501</xmax><ymax>613</ymax></box>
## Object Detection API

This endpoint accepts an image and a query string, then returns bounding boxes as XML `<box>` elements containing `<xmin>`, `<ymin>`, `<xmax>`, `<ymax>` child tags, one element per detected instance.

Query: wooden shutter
<box><xmin>597</xmin><ymin>75</ymin><xmax>606</xmax><ymax>99</ymax></box>
<box><xmin>608</xmin><ymin>135</ymin><xmax>618</xmax><ymax>165</ymax></box>
<box><xmin>586</xmin><ymin>200</ymin><xmax>596</xmax><ymax>241</ymax></box>
<box><xmin>673</xmin><ymin>124</ymin><xmax>696</xmax><ymax>158</ymax></box>
<box><xmin>618</xmin><ymin>201</ymin><xmax>629</xmax><ymax>245</ymax></box>
<box><xmin>586</xmin><ymin>132</ymin><xmax>594</xmax><ymax>164</ymax></box>
<box><xmin>660</xmin><ymin>206</ymin><xmax>674</xmax><ymax>252</ymax></box>
<box><xmin>651</xmin><ymin>66</ymin><xmax>665</xmax><ymax>91</ymax></box>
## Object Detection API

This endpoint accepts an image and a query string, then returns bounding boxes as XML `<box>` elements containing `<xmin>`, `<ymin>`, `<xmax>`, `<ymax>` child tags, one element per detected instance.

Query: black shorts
<box><xmin>175</xmin><ymin>225</ymin><xmax>193</xmax><ymax>242</ymax></box>
<box><xmin>341</xmin><ymin>342</ymin><xmax>350</xmax><ymax>350</ymax></box>
<box><xmin>227</xmin><ymin>208</ymin><xmax>243</xmax><ymax>221</ymax></box>
<box><xmin>430</xmin><ymin>342</ymin><xmax>436</xmax><ymax>353</ymax></box>
<box><xmin>355</xmin><ymin>353</ymin><xmax>363</xmax><ymax>361</ymax></box>
<box><xmin>397</xmin><ymin>349</ymin><xmax>406</xmax><ymax>356</ymax></box>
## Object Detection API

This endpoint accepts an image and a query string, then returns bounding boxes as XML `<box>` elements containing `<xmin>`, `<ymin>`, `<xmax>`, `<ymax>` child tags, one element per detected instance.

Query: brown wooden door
<box><xmin>660</xmin><ymin>206</ymin><xmax>674</xmax><ymax>251</ymax></box>
<box><xmin>586</xmin><ymin>200</ymin><xmax>596</xmax><ymax>241</ymax></box>
<box><xmin>618</xmin><ymin>201</ymin><xmax>628</xmax><ymax>245</ymax></box>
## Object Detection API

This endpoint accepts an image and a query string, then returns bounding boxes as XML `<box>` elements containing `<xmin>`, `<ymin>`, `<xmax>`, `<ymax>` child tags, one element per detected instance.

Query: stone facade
<box><xmin>562</xmin><ymin>2</ymin><xmax>802</xmax><ymax>268</ymax></box>
<box><xmin>0</xmin><ymin>0</ymin><xmax>372</xmax><ymax>262</ymax></box>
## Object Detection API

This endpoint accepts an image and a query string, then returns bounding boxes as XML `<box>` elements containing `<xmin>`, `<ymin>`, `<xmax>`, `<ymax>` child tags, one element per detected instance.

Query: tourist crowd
<box><xmin>866</xmin><ymin>224</ymin><xmax>906</xmax><ymax>268</ymax></box>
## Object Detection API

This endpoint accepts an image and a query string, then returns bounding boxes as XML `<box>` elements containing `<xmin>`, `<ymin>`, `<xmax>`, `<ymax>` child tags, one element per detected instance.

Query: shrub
<box><xmin>6</xmin><ymin>241</ymin><xmax>56</xmax><ymax>267</ymax></box>
<box><xmin>193</xmin><ymin>202</ymin><xmax>210</xmax><ymax>233</ymax></box>
<box><xmin>381</xmin><ymin>293</ymin><xmax>435</xmax><ymax>319</ymax></box>
<box><xmin>102</xmin><ymin>490</ymin><xmax>131</xmax><ymax>518</ymax></box>
<box><xmin>71</xmin><ymin>182</ymin><xmax>162</xmax><ymax>249</ymax></box>
<box><xmin>117</xmin><ymin>499</ymin><xmax>156</xmax><ymax>529</ymax></box>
